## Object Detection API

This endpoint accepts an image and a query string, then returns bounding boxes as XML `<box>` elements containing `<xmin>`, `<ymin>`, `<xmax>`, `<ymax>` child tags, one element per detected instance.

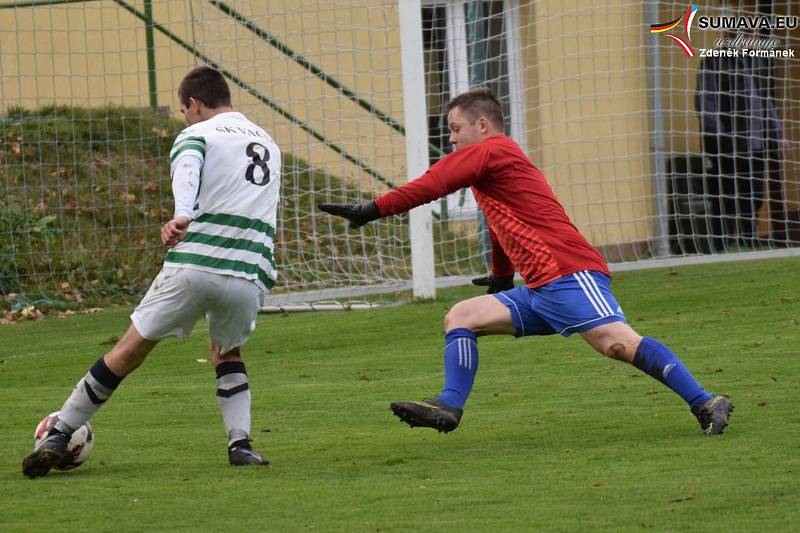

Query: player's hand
<box><xmin>161</xmin><ymin>216</ymin><xmax>191</xmax><ymax>248</ymax></box>
<box><xmin>317</xmin><ymin>201</ymin><xmax>380</xmax><ymax>228</ymax></box>
<box><xmin>471</xmin><ymin>274</ymin><xmax>514</xmax><ymax>294</ymax></box>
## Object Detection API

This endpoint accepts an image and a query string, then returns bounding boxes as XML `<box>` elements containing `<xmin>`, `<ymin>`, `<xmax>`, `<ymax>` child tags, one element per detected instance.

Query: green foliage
<box><xmin>0</xmin><ymin>202</ymin><xmax>25</xmax><ymax>294</ymax></box>
<box><xmin>1</xmin><ymin>258</ymin><xmax>799</xmax><ymax>530</ymax></box>
<box><xmin>0</xmin><ymin>104</ymin><xmax>182</xmax><ymax>305</ymax></box>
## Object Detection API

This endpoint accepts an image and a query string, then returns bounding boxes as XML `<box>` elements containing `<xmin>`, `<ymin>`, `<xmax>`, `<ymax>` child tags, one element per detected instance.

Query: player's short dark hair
<box><xmin>178</xmin><ymin>66</ymin><xmax>231</xmax><ymax>109</ymax></box>
<box><xmin>445</xmin><ymin>87</ymin><xmax>504</xmax><ymax>130</ymax></box>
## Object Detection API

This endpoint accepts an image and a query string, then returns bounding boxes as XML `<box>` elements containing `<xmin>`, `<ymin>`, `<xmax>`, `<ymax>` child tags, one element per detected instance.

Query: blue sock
<box><xmin>633</xmin><ymin>337</ymin><xmax>713</xmax><ymax>408</ymax></box>
<box><xmin>437</xmin><ymin>328</ymin><xmax>479</xmax><ymax>409</ymax></box>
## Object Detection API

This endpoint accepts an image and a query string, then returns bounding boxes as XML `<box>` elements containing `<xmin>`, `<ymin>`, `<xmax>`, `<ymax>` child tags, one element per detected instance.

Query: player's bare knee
<box><xmin>443</xmin><ymin>309</ymin><xmax>459</xmax><ymax>330</ymax></box>
<box><xmin>444</xmin><ymin>302</ymin><xmax>473</xmax><ymax>330</ymax></box>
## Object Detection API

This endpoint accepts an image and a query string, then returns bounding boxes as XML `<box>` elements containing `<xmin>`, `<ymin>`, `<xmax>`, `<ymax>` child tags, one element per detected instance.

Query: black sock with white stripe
<box><xmin>55</xmin><ymin>356</ymin><xmax>123</xmax><ymax>434</ymax></box>
<box><xmin>216</xmin><ymin>361</ymin><xmax>251</xmax><ymax>447</ymax></box>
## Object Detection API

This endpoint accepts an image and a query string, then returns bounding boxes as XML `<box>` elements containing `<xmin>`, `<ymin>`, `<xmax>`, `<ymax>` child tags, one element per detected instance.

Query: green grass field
<box><xmin>2</xmin><ymin>257</ymin><xmax>799</xmax><ymax>531</ymax></box>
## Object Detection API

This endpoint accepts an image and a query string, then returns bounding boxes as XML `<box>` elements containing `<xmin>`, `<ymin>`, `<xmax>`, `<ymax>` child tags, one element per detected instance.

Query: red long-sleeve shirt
<box><xmin>374</xmin><ymin>135</ymin><xmax>609</xmax><ymax>288</ymax></box>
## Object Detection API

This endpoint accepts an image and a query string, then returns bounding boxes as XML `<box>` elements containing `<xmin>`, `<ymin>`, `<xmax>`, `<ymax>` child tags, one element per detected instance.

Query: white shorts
<box><xmin>131</xmin><ymin>266</ymin><xmax>263</xmax><ymax>354</ymax></box>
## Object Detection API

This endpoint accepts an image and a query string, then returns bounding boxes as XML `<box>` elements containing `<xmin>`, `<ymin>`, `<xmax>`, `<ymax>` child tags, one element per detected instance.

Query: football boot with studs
<box><xmin>390</xmin><ymin>398</ymin><xmax>463</xmax><ymax>433</ymax></box>
<box><xmin>228</xmin><ymin>439</ymin><xmax>269</xmax><ymax>466</ymax></box>
<box><xmin>691</xmin><ymin>395</ymin><xmax>733</xmax><ymax>435</ymax></box>
<box><xmin>22</xmin><ymin>429</ymin><xmax>70</xmax><ymax>479</ymax></box>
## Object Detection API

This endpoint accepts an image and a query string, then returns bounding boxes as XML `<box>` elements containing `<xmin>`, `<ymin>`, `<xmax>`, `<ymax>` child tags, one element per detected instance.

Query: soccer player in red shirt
<box><xmin>319</xmin><ymin>87</ymin><xmax>732</xmax><ymax>436</ymax></box>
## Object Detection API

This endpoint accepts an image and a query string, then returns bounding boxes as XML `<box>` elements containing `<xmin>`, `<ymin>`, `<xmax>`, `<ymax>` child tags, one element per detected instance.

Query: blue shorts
<box><xmin>493</xmin><ymin>270</ymin><xmax>627</xmax><ymax>337</ymax></box>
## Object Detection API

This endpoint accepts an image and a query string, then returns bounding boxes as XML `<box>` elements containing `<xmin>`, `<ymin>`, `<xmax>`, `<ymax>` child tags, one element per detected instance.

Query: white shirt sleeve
<box><xmin>171</xmin><ymin>154</ymin><xmax>203</xmax><ymax>219</ymax></box>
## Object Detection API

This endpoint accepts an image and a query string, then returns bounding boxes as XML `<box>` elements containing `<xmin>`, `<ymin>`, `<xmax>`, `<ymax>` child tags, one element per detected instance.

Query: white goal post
<box><xmin>400</xmin><ymin>0</ymin><xmax>436</xmax><ymax>300</ymax></box>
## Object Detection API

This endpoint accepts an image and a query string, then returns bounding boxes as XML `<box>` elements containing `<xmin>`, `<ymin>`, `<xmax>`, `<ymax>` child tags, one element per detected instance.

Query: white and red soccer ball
<box><xmin>33</xmin><ymin>411</ymin><xmax>93</xmax><ymax>470</ymax></box>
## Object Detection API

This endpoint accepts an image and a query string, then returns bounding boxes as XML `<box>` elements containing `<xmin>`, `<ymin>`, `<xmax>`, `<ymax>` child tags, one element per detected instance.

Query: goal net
<box><xmin>1</xmin><ymin>0</ymin><xmax>798</xmax><ymax>312</ymax></box>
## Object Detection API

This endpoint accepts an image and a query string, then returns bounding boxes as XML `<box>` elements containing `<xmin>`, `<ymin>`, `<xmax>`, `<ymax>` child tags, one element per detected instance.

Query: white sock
<box><xmin>55</xmin><ymin>357</ymin><xmax>122</xmax><ymax>433</ymax></box>
<box><xmin>215</xmin><ymin>361</ymin><xmax>251</xmax><ymax>447</ymax></box>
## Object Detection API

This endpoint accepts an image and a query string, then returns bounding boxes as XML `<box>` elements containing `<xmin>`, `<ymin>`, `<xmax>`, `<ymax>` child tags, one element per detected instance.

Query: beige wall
<box><xmin>0</xmin><ymin>2</ymin><xmax>195</xmax><ymax>113</ymax></box>
<box><xmin>522</xmin><ymin>1</ymin><xmax>653</xmax><ymax>247</ymax></box>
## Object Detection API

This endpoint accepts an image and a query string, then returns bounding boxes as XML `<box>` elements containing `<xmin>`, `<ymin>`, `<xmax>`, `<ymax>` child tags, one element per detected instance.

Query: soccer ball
<box><xmin>33</xmin><ymin>411</ymin><xmax>94</xmax><ymax>470</ymax></box>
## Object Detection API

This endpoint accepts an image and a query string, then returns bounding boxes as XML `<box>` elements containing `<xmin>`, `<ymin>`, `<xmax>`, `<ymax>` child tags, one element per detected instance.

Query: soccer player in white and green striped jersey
<box><xmin>22</xmin><ymin>66</ymin><xmax>280</xmax><ymax>478</ymax></box>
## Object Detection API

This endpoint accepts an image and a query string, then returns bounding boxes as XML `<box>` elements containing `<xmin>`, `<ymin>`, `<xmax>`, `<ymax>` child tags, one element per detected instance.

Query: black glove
<box><xmin>317</xmin><ymin>201</ymin><xmax>380</xmax><ymax>229</ymax></box>
<box><xmin>471</xmin><ymin>274</ymin><xmax>514</xmax><ymax>294</ymax></box>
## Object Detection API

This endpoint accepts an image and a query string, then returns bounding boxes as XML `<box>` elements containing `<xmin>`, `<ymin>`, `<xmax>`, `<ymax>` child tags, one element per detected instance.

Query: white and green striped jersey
<box><xmin>164</xmin><ymin>111</ymin><xmax>281</xmax><ymax>291</ymax></box>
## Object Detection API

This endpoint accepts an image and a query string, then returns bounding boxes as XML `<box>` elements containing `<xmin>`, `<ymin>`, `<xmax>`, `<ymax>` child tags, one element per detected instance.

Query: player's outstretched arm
<box><xmin>317</xmin><ymin>201</ymin><xmax>380</xmax><ymax>229</ymax></box>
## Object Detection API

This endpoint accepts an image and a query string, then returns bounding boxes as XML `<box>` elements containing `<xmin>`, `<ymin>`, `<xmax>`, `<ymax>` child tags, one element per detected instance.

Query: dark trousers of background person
<box><xmin>703</xmin><ymin>137</ymin><xmax>785</xmax><ymax>251</ymax></box>
<box><xmin>707</xmin><ymin>153</ymin><xmax>766</xmax><ymax>250</ymax></box>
